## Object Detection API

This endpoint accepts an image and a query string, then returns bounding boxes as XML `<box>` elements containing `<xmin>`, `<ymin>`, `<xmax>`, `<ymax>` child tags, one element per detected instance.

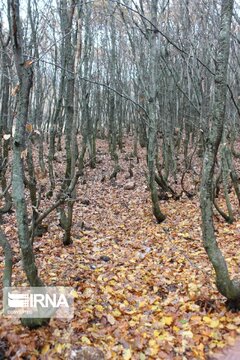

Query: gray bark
<box><xmin>147</xmin><ymin>0</ymin><xmax>166</xmax><ymax>223</ymax></box>
<box><xmin>200</xmin><ymin>0</ymin><xmax>240</xmax><ymax>305</ymax></box>
<box><xmin>8</xmin><ymin>0</ymin><xmax>49</xmax><ymax>328</ymax></box>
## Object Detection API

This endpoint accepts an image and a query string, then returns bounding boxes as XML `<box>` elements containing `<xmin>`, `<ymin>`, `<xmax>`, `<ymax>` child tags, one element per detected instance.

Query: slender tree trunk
<box><xmin>147</xmin><ymin>0</ymin><xmax>166</xmax><ymax>223</ymax></box>
<box><xmin>200</xmin><ymin>0</ymin><xmax>240</xmax><ymax>306</ymax></box>
<box><xmin>0</xmin><ymin>37</ymin><xmax>12</xmax><ymax>213</ymax></box>
<box><xmin>0</xmin><ymin>228</ymin><xmax>12</xmax><ymax>288</ymax></box>
<box><xmin>8</xmin><ymin>0</ymin><xmax>49</xmax><ymax>328</ymax></box>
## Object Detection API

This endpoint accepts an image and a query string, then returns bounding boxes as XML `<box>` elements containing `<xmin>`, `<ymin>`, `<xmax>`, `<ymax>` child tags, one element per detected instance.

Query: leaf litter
<box><xmin>0</xmin><ymin>138</ymin><xmax>240</xmax><ymax>359</ymax></box>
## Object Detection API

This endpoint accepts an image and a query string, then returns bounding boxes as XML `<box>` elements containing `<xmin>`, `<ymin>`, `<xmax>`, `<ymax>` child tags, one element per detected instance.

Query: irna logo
<box><xmin>8</xmin><ymin>292</ymin><xmax>69</xmax><ymax>308</ymax></box>
<box><xmin>3</xmin><ymin>287</ymin><xmax>74</xmax><ymax>319</ymax></box>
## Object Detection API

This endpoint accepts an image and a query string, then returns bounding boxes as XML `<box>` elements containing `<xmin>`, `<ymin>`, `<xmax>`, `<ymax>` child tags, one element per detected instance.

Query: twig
<box><xmin>0</xmin><ymin>183</ymin><xmax>11</xmax><ymax>200</ymax></box>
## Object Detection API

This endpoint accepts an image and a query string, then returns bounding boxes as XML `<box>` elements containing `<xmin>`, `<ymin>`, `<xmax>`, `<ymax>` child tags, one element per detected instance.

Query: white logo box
<box><xmin>3</xmin><ymin>287</ymin><xmax>75</xmax><ymax>319</ymax></box>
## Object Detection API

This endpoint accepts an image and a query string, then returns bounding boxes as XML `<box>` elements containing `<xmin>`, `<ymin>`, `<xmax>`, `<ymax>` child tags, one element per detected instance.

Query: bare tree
<box><xmin>200</xmin><ymin>0</ymin><xmax>240</xmax><ymax>308</ymax></box>
<box><xmin>8</xmin><ymin>0</ymin><xmax>49</xmax><ymax>328</ymax></box>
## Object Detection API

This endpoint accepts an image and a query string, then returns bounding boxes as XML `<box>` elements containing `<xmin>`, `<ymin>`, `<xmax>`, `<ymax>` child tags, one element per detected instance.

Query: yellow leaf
<box><xmin>41</xmin><ymin>344</ymin><xmax>50</xmax><ymax>355</ymax></box>
<box><xmin>158</xmin><ymin>331</ymin><xmax>173</xmax><ymax>341</ymax></box>
<box><xmin>26</xmin><ymin>123</ymin><xmax>33</xmax><ymax>132</ymax></box>
<box><xmin>95</xmin><ymin>305</ymin><xmax>104</xmax><ymax>312</ymax></box>
<box><xmin>55</xmin><ymin>343</ymin><xmax>64</xmax><ymax>353</ymax></box>
<box><xmin>109</xmin><ymin>280</ymin><xmax>117</xmax><ymax>286</ymax></box>
<box><xmin>197</xmin><ymin>343</ymin><xmax>204</xmax><ymax>351</ymax></box>
<box><xmin>203</xmin><ymin>316</ymin><xmax>211</xmax><ymax>323</ymax></box>
<box><xmin>209</xmin><ymin>319</ymin><xmax>219</xmax><ymax>328</ymax></box>
<box><xmin>97</xmin><ymin>274</ymin><xmax>103</xmax><ymax>281</ymax></box>
<box><xmin>105</xmin><ymin>285</ymin><xmax>113</xmax><ymax>294</ymax></box>
<box><xmin>138</xmin><ymin>301</ymin><xmax>146</xmax><ymax>308</ymax></box>
<box><xmin>209</xmin><ymin>331</ymin><xmax>219</xmax><ymax>340</ymax></box>
<box><xmin>112</xmin><ymin>309</ymin><xmax>121</xmax><ymax>317</ymax></box>
<box><xmin>213</xmin><ymin>341</ymin><xmax>225</xmax><ymax>348</ymax></box>
<box><xmin>71</xmin><ymin>290</ymin><xmax>79</xmax><ymax>298</ymax></box>
<box><xmin>162</xmin><ymin>316</ymin><xmax>173</xmax><ymax>326</ymax></box>
<box><xmin>191</xmin><ymin>315</ymin><xmax>202</xmax><ymax>322</ymax></box>
<box><xmin>123</xmin><ymin>348</ymin><xmax>132</xmax><ymax>360</ymax></box>
<box><xmin>149</xmin><ymin>339</ymin><xmax>159</xmax><ymax>356</ymax></box>
<box><xmin>81</xmin><ymin>336</ymin><xmax>91</xmax><ymax>345</ymax></box>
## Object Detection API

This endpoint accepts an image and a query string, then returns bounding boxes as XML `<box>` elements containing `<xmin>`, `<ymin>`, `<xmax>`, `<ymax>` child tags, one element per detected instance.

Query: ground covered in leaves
<box><xmin>1</xmin><ymin>138</ymin><xmax>240</xmax><ymax>359</ymax></box>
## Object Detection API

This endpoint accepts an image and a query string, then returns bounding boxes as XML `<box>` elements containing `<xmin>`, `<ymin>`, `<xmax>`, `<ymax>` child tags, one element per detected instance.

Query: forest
<box><xmin>0</xmin><ymin>0</ymin><xmax>240</xmax><ymax>359</ymax></box>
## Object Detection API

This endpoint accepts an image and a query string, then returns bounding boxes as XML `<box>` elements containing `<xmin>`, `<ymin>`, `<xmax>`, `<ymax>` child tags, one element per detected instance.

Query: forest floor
<box><xmin>1</xmin><ymin>137</ymin><xmax>240</xmax><ymax>359</ymax></box>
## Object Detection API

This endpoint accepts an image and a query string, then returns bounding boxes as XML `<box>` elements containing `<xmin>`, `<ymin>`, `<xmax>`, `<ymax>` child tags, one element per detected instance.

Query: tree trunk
<box><xmin>8</xmin><ymin>0</ymin><xmax>49</xmax><ymax>328</ymax></box>
<box><xmin>147</xmin><ymin>0</ymin><xmax>166</xmax><ymax>223</ymax></box>
<box><xmin>200</xmin><ymin>0</ymin><xmax>240</xmax><ymax>306</ymax></box>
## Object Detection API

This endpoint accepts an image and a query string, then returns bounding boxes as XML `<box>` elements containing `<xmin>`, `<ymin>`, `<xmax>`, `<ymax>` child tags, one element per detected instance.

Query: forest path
<box><xmin>1</xmin><ymin>139</ymin><xmax>240</xmax><ymax>359</ymax></box>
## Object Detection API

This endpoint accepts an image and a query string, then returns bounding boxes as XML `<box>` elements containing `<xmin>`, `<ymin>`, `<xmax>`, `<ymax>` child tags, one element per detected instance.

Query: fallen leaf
<box><xmin>107</xmin><ymin>314</ymin><xmax>116</xmax><ymax>325</ymax></box>
<box><xmin>123</xmin><ymin>348</ymin><xmax>132</xmax><ymax>360</ymax></box>
<box><xmin>81</xmin><ymin>336</ymin><xmax>91</xmax><ymax>345</ymax></box>
<box><xmin>41</xmin><ymin>344</ymin><xmax>50</xmax><ymax>355</ymax></box>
